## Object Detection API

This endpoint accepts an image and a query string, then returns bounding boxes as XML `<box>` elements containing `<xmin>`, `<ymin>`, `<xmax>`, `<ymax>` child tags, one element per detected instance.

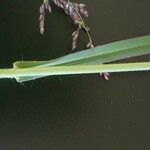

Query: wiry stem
<box><xmin>0</xmin><ymin>62</ymin><xmax>150</xmax><ymax>81</ymax></box>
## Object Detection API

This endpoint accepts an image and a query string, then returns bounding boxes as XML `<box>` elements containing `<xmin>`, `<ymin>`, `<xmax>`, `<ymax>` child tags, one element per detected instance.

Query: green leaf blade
<box><xmin>14</xmin><ymin>35</ymin><xmax>150</xmax><ymax>69</ymax></box>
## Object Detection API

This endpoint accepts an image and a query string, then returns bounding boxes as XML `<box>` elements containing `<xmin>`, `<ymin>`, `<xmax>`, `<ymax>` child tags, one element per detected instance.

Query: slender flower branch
<box><xmin>70</xmin><ymin>1</ymin><xmax>94</xmax><ymax>48</ymax></box>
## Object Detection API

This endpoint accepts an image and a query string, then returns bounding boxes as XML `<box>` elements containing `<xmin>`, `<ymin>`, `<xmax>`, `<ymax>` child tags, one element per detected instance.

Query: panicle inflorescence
<box><xmin>39</xmin><ymin>0</ymin><xmax>94</xmax><ymax>50</ymax></box>
<box><xmin>52</xmin><ymin>0</ymin><xmax>93</xmax><ymax>50</ymax></box>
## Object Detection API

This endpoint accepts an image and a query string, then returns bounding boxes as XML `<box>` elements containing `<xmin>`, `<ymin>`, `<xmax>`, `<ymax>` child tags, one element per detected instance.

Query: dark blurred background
<box><xmin>0</xmin><ymin>0</ymin><xmax>150</xmax><ymax>149</ymax></box>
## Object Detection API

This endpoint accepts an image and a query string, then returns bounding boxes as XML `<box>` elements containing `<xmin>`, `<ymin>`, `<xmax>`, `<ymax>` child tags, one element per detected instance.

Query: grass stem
<box><xmin>0</xmin><ymin>62</ymin><xmax>149</xmax><ymax>80</ymax></box>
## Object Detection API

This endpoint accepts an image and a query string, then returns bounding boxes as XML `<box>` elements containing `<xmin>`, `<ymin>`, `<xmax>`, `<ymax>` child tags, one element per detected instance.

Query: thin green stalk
<box><xmin>0</xmin><ymin>62</ymin><xmax>150</xmax><ymax>82</ymax></box>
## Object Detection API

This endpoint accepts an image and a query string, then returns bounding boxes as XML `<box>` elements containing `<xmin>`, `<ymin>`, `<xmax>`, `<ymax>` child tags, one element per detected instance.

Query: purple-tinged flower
<box><xmin>72</xmin><ymin>29</ymin><xmax>80</xmax><ymax>50</ymax></box>
<box><xmin>39</xmin><ymin>0</ymin><xmax>51</xmax><ymax>34</ymax></box>
<box><xmin>87</xmin><ymin>42</ymin><xmax>94</xmax><ymax>48</ymax></box>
